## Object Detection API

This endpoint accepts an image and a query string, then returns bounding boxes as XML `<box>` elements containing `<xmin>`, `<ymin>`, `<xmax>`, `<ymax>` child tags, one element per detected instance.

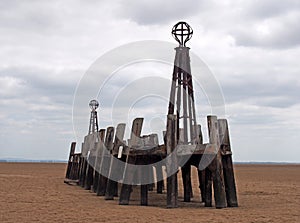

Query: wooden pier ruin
<box><xmin>64</xmin><ymin>22</ymin><xmax>238</xmax><ymax>209</ymax></box>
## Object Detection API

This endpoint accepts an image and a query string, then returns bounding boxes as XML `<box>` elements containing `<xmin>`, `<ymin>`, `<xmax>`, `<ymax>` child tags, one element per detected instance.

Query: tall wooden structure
<box><xmin>167</xmin><ymin>22</ymin><xmax>199</xmax><ymax>203</ymax></box>
<box><xmin>64</xmin><ymin>21</ymin><xmax>238</xmax><ymax>210</ymax></box>
<box><xmin>88</xmin><ymin>99</ymin><xmax>99</xmax><ymax>135</ymax></box>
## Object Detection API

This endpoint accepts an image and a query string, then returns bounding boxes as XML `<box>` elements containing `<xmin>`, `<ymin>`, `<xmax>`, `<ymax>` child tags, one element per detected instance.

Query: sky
<box><xmin>0</xmin><ymin>0</ymin><xmax>299</xmax><ymax>162</ymax></box>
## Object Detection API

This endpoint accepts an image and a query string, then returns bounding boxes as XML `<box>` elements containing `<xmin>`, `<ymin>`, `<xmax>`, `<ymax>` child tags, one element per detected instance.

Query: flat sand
<box><xmin>0</xmin><ymin>163</ymin><xmax>299</xmax><ymax>223</ymax></box>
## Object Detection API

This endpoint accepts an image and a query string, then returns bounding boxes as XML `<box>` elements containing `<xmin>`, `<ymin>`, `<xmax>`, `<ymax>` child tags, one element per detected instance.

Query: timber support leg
<box><xmin>119</xmin><ymin>155</ymin><xmax>137</xmax><ymax>205</ymax></box>
<box><xmin>208</xmin><ymin>115</ymin><xmax>227</xmax><ymax>209</ymax></box>
<box><xmin>156</xmin><ymin>166</ymin><xmax>164</xmax><ymax>194</ymax></box>
<box><xmin>181</xmin><ymin>164</ymin><xmax>192</xmax><ymax>202</ymax></box>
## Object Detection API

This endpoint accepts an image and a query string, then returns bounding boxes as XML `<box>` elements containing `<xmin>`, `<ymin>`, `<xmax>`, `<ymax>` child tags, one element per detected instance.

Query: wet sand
<box><xmin>0</xmin><ymin>163</ymin><xmax>299</xmax><ymax>222</ymax></box>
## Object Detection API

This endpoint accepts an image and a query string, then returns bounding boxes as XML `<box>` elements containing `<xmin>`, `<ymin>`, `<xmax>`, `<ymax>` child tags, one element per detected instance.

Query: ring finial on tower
<box><xmin>172</xmin><ymin>21</ymin><xmax>193</xmax><ymax>47</ymax></box>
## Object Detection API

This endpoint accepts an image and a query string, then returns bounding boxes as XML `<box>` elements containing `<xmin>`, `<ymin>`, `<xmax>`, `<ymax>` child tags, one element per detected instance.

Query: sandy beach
<box><xmin>0</xmin><ymin>163</ymin><xmax>299</xmax><ymax>223</ymax></box>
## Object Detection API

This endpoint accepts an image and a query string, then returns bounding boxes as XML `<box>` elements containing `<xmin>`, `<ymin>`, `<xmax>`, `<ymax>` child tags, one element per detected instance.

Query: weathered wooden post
<box><xmin>218</xmin><ymin>119</ymin><xmax>238</xmax><ymax>207</ymax></box>
<box><xmin>84</xmin><ymin>134</ymin><xmax>97</xmax><ymax>190</ymax></box>
<box><xmin>119</xmin><ymin>118</ymin><xmax>144</xmax><ymax>205</ymax></box>
<box><xmin>92</xmin><ymin>129</ymin><xmax>106</xmax><ymax>193</ymax></box>
<box><xmin>105</xmin><ymin>123</ymin><xmax>126</xmax><ymax>200</ymax></box>
<box><xmin>97</xmin><ymin>127</ymin><xmax>114</xmax><ymax>196</ymax></box>
<box><xmin>71</xmin><ymin>153</ymin><xmax>80</xmax><ymax>180</ymax></box>
<box><xmin>207</xmin><ymin>115</ymin><xmax>227</xmax><ymax>208</ymax></box>
<box><xmin>166</xmin><ymin>114</ymin><xmax>178</xmax><ymax>208</ymax></box>
<box><xmin>65</xmin><ymin>142</ymin><xmax>76</xmax><ymax>180</ymax></box>
<box><xmin>156</xmin><ymin>166</ymin><xmax>164</xmax><ymax>194</ymax></box>
<box><xmin>79</xmin><ymin>139</ymin><xmax>88</xmax><ymax>187</ymax></box>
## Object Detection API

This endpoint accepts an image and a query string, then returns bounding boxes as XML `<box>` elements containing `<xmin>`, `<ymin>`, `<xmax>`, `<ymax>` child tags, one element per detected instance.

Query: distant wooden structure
<box><xmin>64</xmin><ymin>21</ymin><xmax>238</xmax><ymax>209</ymax></box>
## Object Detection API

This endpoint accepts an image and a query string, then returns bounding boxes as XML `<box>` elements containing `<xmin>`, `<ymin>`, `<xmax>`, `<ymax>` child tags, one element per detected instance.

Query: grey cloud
<box><xmin>244</xmin><ymin>0</ymin><xmax>300</xmax><ymax>19</ymax></box>
<box><xmin>230</xmin><ymin>2</ymin><xmax>300</xmax><ymax>48</ymax></box>
<box><xmin>221</xmin><ymin>80</ymin><xmax>300</xmax><ymax>108</ymax></box>
<box><xmin>0</xmin><ymin>67</ymin><xmax>77</xmax><ymax>98</ymax></box>
<box><xmin>117</xmin><ymin>0</ymin><xmax>211</xmax><ymax>25</ymax></box>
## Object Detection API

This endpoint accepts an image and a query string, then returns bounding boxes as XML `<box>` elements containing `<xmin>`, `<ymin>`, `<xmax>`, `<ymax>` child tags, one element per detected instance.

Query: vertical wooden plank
<box><xmin>76</xmin><ymin>154</ymin><xmax>82</xmax><ymax>182</ymax></box>
<box><xmin>119</xmin><ymin>118</ymin><xmax>144</xmax><ymax>205</ymax></box>
<box><xmin>204</xmin><ymin>168</ymin><xmax>212</xmax><ymax>207</ymax></box>
<box><xmin>119</xmin><ymin>155</ymin><xmax>136</xmax><ymax>205</ymax></box>
<box><xmin>93</xmin><ymin>129</ymin><xmax>106</xmax><ymax>193</ymax></box>
<box><xmin>80</xmin><ymin>138</ymin><xmax>88</xmax><ymax>187</ymax></box>
<box><xmin>166</xmin><ymin>114</ymin><xmax>178</xmax><ymax>208</ymax></box>
<box><xmin>65</xmin><ymin>142</ymin><xmax>76</xmax><ymax>179</ymax></box>
<box><xmin>105</xmin><ymin>123</ymin><xmax>126</xmax><ymax>200</ymax></box>
<box><xmin>181</xmin><ymin>164</ymin><xmax>192</xmax><ymax>202</ymax></box>
<box><xmin>218</xmin><ymin>119</ymin><xmax>238</xmax><ymax>207</ymax></box>
<box><xmin>195</xmin><ymin>124</ymin><xmax>206</xmax><ymax>202</ymax></box>
<box><xmin>84</xmin><ymin>134</ymin><xmax>96</xmax><ymax>190</ymax></box>
<box><xmin>198</xmin><ymin>170</ymin><xmax>206</xmax><ymax>202</ymax></box>
<box><xmin>140</xmin><ymin>155</ymin><xmax>149</xmax><ymax>206</ymax></box>
<box><xmin>71</xmin><ymin>154</ymin><xmax>79</xmax><ymax>180</ymax></box>
<box><xmin>207</xmin><ymin>115</ymin><xmax>227</xmax><ymax>209</ymax></box>
<box><xmin>78</xmin><ymin>155</ymin><xmax>83</xmax><ymax>185</ymax></box>
<box><xmin>97</xmin><ymin>127</ymin><xmax>114</xmax><ymax>196</ymax></box>
<box><xmin>147</xmin><ymin>167</ymin><xmax>155</xmax><ymax>191</ymax></box>
<box><xmin>156</xmin><ymin>166</ymin><xmax>164</xmax><ymax>194</ymax></box>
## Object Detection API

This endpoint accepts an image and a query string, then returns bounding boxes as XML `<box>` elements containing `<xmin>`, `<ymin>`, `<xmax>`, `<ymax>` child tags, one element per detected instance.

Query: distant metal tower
<box><xmin>168</xmin><ymin>21</ymin><xmax>198</xmax><ymax>145</ymax></box>
<box><xmin>88</xmin><ymin>99</ymin><xmax>99</xmax><ymax>134</ymax></box>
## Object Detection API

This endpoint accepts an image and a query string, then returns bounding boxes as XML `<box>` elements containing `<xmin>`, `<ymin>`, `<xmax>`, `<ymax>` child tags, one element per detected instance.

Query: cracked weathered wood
<box><xmin>218</xmin><ymin>119</ymin><xmax>238</xmax><ymax>207</ymax></box>
<box><xmin>166</xmin><ymin>114</ymin><xmax>178</xmax><ymax>208</ymax></box>
<box><xmin>65</xmin><ymin>142</ymin><xmax>76</xmax><ymax>179</ymax></box>
<box><xmin>119</xmin><ymin>118</ymin><xmax>144</xmax><ymax>205</ymax></box>
<box><xmin>207</xmin><ymin>115</ymin><xmax>227</xmax><ymax>209</ymax></box>
<box><xmin>97</xmin><ymin>127</ymin><xmax>114</xmax><ymax>196</ymax></box>
<box><xmin>105</xmin><ymin>123</ymin><xmax>126</xmax><ymax>200</ymax></box>
<box><xmin>92</xmin><ymin>129</ymin><xmax>106</xmax><ymax>193</ymax></box>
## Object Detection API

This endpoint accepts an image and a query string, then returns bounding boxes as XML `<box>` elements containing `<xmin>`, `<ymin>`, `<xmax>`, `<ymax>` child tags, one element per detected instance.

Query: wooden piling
<box><xmin>204</xmin><ymin>168</ymin><xmax>212</xmax><ymax>207</ymax></box>
<box><xmin>84</xmin><ymin>134</ymin><xmax>96</xmax><ymax>190</ymax></box>
<box><xmin>119</xmin><ymin>118</ymin><xmax>144</xmax><ymax>205</ymax></box>
<box><xmin>105</xmin><ymin>123</ymin><xmax>126</xmax><ymax>200</ymax></box>
<box><xmin>156</xmin><ymin>166</ymin><xmax>164</xmax><ymax>194</ymax></box>
<box><xmin>65</xmin><ymin>142</ymin><xmax>76</xmax><ymax>179</ymax></box>
<box><xmin>97</xmin><ymin>127</ymin><xmax>114</xmax><ymax>196</ymax></box>
<box><xmin>166</xmin><ymin>114</ymin><xmax>178</xmax><ymax>208</ymax></box>
<box><xmin>218</xmin><ymin>119</ymin><xmax>238</xmax><ymax>207</ymax></box>
<box><xmin>207</xmin><ymin>115</ymin><xmax>227</xmax><ymax>209</ymax></box>
<box><xmin>92</xmin><ymin>129</ymin><xmax>106</xmax><ymax>193</ymax></box>
<box><xmin>181</xmin><ymin>164</ymin><xmax>192</xmax><ymax>202</ymax></box>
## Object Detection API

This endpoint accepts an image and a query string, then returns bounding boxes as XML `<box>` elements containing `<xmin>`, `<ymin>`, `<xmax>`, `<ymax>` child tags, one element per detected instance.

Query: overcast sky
<box><xmin>0</xmin><ymin>0</ymin><xmax>299</xmax><ymax>162</ymax></box>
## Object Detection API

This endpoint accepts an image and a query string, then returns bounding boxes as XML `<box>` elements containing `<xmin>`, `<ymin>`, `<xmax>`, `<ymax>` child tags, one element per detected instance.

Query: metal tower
<box><xmin>88</xmin><ymin>99</ymin><xmax>99</xmax><ymax>134</ymax></box>
<box><xmin>168</xmin><ymin>21</ymin><xmax>198</xmax><ymax>145</ymax></box>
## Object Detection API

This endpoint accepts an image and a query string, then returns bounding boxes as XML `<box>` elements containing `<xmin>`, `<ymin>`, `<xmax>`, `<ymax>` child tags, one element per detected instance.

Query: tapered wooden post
<box><xmin>218</xmin><ymin>119</ymin><xmax>238</xmax><ymax>207</ymax></box>
<box><xmin>156</xmin><ymin>166</ymin><xmax>164</xmax><ymax>194</ymax></box>
<box><xmin>84</xmin><ymin>134</ymin><xmax>96</xmax><ymax>190</ymax></box>
<box><xmin>119</xmin><ymin>118</ymin><xmax>144</xmax><ymax>205</ymax></box>
<box><xmin>105</xmin><ymin>123</ymin><xmax>126</xmax><ymax>200</ymax></box>
<box><xmin>97</xmin><ymin>127</ymin><xmax>114</xmax><ymax>196</ymax></box>
<box><xmin>140</xmin><ymin>155</ymin><xmax>149</xmax><ymax>206</ymax></box>
<box><xmin>92</xmin><ymin>129</ymin><xmax>106</xmax><ymax>193</ymax></box>
<box><xmin>181</xmin><ymin>164</ymin><xmax>192</xmax><ymax>202</ymax></box>
<box><xmin>204</xmin><ymin>169</ymin><xmax>212</xmax><ymax>207</ymax></box>
<box><xmin>198</xmin><ymin>170</ymin><xmax>206</xmax><ymax>202</ymax></box>
<box><xmin>79</xmin><ymin>139</ymin><xmax>88</xmax><ymax>187</ymax></box>
<box><xmin>166</xmin><ymin>114</ymin><xmax>178</xmax><ymax>208</ymax></box>
<box><xmin>65</xmin><ymin>142</ymin><xmax>76</xmax><ymax>179</ymax></box>
<box><xmin>207</xmin><ymin>115</ymin><xmax>227</xmax><ymax>209</ymax></box>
